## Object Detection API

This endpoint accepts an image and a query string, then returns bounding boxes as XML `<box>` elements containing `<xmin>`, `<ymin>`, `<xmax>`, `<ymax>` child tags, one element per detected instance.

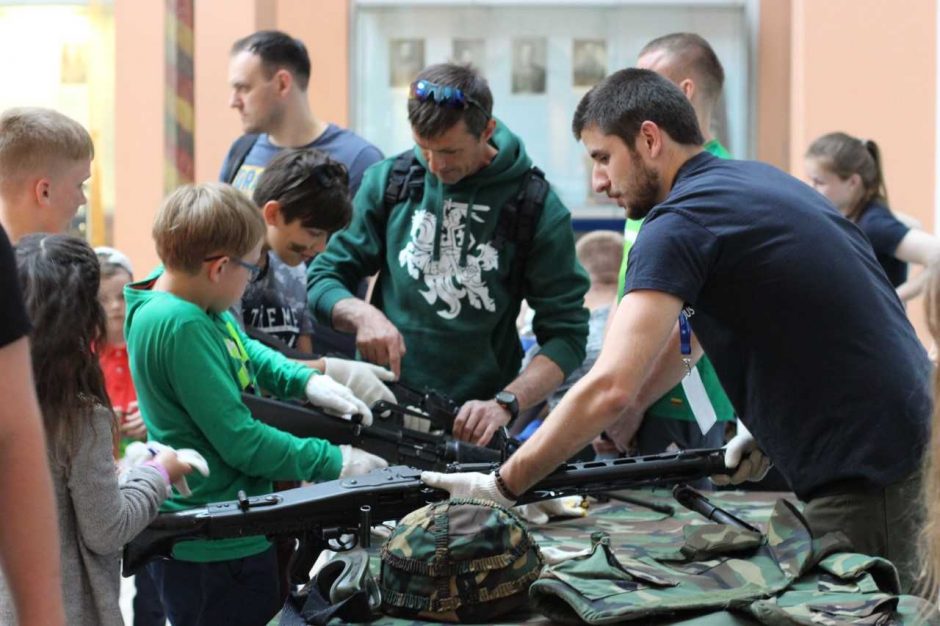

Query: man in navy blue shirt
<box><xmin>423</xmin><ymin>68</ymin><xmax>930</xmax><ymax>592</ymax></box>
<box><xmin>221</xmin><ymin>30</ymin><xmax>382</xmax><ymax>195</ymax></box>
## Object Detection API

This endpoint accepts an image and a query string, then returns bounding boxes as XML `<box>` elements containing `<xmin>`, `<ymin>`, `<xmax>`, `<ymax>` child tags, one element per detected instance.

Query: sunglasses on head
<box><xmin>409</xmin><ymin>79</ymin><xmax>490</xmax><ymax>118</ymax></box>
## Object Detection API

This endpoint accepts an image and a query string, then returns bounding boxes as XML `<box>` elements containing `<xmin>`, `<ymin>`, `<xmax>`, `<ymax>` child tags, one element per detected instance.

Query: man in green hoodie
<box><xmin>307</xmin><ymin>63</ymin><xmax>589</xmax><ymax>447</ymax></box>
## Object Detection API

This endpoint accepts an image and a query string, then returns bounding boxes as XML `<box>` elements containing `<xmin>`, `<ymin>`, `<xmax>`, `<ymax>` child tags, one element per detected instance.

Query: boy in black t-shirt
<box><xmin>422</xmin><ymin>68</ymin><xmax>930</xmax><ymax>593</ymax></box>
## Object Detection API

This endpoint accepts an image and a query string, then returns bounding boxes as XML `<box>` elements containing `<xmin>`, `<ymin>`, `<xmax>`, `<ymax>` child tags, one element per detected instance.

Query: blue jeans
<box><xmin>132</xmin><ymin>566</ymin><xmax>165</xmax><ymax>626</ymax></box>
<box><xmin>147</xmin><ymin>545</ymin><xmax>280</xmax><ymax>626</ymax></box>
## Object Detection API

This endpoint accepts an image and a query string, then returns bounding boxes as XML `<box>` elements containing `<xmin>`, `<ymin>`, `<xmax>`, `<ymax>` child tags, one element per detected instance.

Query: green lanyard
<box><xmin>223</xmin><ymin>319</ymin><xmax>258</xmax><ymax>394</ymax></box>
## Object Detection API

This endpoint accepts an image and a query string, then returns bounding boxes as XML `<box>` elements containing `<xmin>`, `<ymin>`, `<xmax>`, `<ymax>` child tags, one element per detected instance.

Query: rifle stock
<box><xmin>123</xmin><ymin>448</ymin><xmax>729</xmax><ymax>577</ymax></box>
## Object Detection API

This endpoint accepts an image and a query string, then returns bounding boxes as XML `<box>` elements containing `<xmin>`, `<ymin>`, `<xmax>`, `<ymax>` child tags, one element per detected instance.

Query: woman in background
<box><xmin>805</xmin><ymin>132</ymin><xmax>940</xmax><ymax>301</ymax></box>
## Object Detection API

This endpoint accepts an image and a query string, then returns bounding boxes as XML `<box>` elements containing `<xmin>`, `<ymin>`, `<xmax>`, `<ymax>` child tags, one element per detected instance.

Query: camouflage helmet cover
<box><xmin>380</xmin><ymin>497</ymin><xmax>544</xmax><ymax>623</ymax></box>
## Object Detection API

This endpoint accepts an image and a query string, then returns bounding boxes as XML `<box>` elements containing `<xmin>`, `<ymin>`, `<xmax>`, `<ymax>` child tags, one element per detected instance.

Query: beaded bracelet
<box><xmin>494</xmin><ymin>467</ymin><xmax>519</xmax><ymax>501</ymax></box>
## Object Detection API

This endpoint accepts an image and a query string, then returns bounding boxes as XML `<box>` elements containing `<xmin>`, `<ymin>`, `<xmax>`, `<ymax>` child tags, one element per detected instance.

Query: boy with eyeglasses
<box><xmin>308</xmin><ymin>63</ymin><xmax>589</xmax><ymax>447</ymax></box>
<box><xmin>124</xmin><ymin>182</ymin><xmax>388</xmax><ymax>626</ymax></box>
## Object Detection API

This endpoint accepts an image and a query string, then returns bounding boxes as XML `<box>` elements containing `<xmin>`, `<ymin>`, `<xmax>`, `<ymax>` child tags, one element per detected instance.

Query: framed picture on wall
<box><xmin>389</xmin><ymin>39</ymin><xmax>425</xmax><ymax>88</ymax></box>
<box><xmin>573</xmin><ymin>39</ymin><xmax>606</xmax><ymax>88</ymax></box>
<box><xmin>511</xmin><ymin>38</ymin><xmax>546</xmax><ymax>94</ymax></box>
<box><xmin>452</xmin><ymin>38</ymin><xmax>484</xmax><ymax>70</ymax></box>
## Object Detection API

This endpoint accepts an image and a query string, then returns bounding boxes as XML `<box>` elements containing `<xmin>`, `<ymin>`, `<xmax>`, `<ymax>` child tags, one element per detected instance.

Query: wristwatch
<box><xmin>494</xmin><ymin>390</ymin><xmax>519</xmax><ymax>421</ymax></box>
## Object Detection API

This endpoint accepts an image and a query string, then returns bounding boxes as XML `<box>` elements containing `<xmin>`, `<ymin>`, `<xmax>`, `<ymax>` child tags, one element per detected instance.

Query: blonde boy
<box><xmin>0</xmin><ymin>107</ymin><xmax>93</xmax><ymax>242</ymax></box>
<box><xmin>125</xmin><ymin>183</ymin><xmax>385</xmax><ymax>626</ymax></box>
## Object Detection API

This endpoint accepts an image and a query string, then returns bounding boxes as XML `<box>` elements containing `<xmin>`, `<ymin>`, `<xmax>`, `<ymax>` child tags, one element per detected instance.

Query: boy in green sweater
<box><xmin>125</xmin><ymin>182</ymin><xmax>387</xmax><ymax>626</ymax></box>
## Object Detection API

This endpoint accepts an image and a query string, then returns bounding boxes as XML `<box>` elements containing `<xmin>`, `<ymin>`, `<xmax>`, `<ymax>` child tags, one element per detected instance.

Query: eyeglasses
<box><xmin>409</xmin><ymin>79</ymin><xmax>490</xmax><ymax>118</ymax></box>
<box><xmin>203</xmin><ymin>255</ymin><xmax>263</xmax><ymax>280</ymax></box>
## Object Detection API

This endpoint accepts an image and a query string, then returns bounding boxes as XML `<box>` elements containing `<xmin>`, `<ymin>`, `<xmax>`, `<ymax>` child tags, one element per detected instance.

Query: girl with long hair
<box><xmin>805</xmin><ymin>132</ymin><xmax>940</xmax><ymax>301</ymax></box>
<box><xmin>0</xmin><ymin>234</ymin><xmax>192</xmax><ymax>626</ymax></box>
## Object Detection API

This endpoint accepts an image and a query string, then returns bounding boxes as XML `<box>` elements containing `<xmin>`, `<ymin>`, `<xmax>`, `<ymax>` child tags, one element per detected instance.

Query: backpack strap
<box><xmin>494</xmin><ymin>167</ymin><xmax>549</xmax><ymax>299</ymax></box>
<box><xmin>221</xmin><ymin>133</ymin><xmax>260</xmax><ymax>184</ymax></box>
<box><xmin>371</xmin><ymin>151</ymin><xmax>425</xmax><ymax>306</ymax></box>
<box><xmin>382</xmin><ymin>150</ymin><xmax>425</xmax><ymax>217</ymax></box>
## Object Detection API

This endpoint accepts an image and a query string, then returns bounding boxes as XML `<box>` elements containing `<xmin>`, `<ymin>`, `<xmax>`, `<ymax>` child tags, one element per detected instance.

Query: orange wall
<box><xmin>115</xmin><ymin>0</ymin><xmax>350</xmax><ymax>275</ymax></box>
<box><xmin>114</xmin><ymin>0</ymin><xmax>164</xmax><ymax>276</ymax></box>
<box><xmin>789</xmin><ymin>0</ymin><xmax>937</xmax><ymax>341</ymax></box>
<box><xmin>756</xmin><ymin>0</ymin><xmax>790</xmax><ymax>170</ymax></box>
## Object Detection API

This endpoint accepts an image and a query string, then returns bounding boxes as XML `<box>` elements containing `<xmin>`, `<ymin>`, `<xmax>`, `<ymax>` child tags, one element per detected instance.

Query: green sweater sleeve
<box><xmin>307</xmin><ymin>159</ymin><xmax>393</xmax><ymax>326</ymax></box>
<box><xmin>167</xmin><ymin>319</ymin><xmax>342</xmax><ymax>482</ymax></box>
<box><xmin>225</xmin><ymin>312</ymin><xmax>314</xmax><ymax>399</ymax></box>
<box><xmin>524</xmin><ymin>190</ymin><xmax>591</xmax><ymax>377</ymax></box>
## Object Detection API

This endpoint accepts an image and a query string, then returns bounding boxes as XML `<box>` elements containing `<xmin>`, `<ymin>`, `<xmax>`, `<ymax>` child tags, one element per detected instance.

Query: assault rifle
<box><xmin>244</xmin><ymin>394</ymin><xmax>514</xmax><ymax>470</ymax></box>
<box><xmin>243</xmin><ymin>325</ymin><xmax>461</xmax><ymax>432</ymax></box>
<box><xmin>378</xmin><ymin>382</ymin><xmax>461</xmax><ymax>433</ymax></box>
<box><xmin>123</xmin><ymin>448</ymin><xmax>730</xmax><ymax>579</ymax></box>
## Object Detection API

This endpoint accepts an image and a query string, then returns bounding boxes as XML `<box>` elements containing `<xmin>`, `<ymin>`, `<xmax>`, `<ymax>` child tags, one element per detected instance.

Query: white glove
<box><xmin>338</xmin><ymin>445</ymin><xmax>389</xmax><ymax>478</ymax></box>
<box><xmin>305</xmin><ymin>373</ymin><xmax>374</xmax><ymax>426</ymax></box>
<box><xmin>420</xmin><ymin>470</ymin><xmax>514</xmax><ymax>509</ymax></box>
<box><xmin>513</xmin><ymin>496</ymin><xmax>587</xmax><ymax>525</ymax></box>
<box><xmin>403</xmin><ymin>407</ymin><xmax>432</xmax><ymax>433</ymax></box>
<box><xmin>322</xmin><ymin>358</ymin><xmax>397</xmax><ymax>408</ymax></box>
<box><xmin>122</xmin><ymin>441</ymin><xmax>210</xmax><ymax>496</ymax></box>
<box><xmin>711</xmin><ymin>421</ymin><xmax>771</xmax><ymax>486</ymax></box>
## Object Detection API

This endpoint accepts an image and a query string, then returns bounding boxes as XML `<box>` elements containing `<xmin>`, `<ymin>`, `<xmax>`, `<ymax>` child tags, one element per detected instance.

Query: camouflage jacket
<box><xmin>529</xmin><ymin>499</ymin><xmax>936</xmax><ymax>625</ymax></box>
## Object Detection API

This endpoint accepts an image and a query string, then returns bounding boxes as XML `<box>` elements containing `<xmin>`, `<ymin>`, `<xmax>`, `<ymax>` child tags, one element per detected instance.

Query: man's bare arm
<box><xmin>499</xmin><ymin>289</ymin><xmax>685</xmax><ymax>494</ymax></box>
<box><xmin>0</xmin><ymin>338</ymin><xmax>65</xmax><ymax>625</ymax></box>
<box><xmin>331</xmin><ymin>297</ymin><xmax>406</xmax><ymax>378</ymax></box>
<box><xmin>604</xmin><ymin>320</ymin><xmax>704</xmax><ymax>449</ymax></box>
<box><xmin>453</xmin><ymin>354</ymin><xmax>564</xmax><ymax>445</ymax></box>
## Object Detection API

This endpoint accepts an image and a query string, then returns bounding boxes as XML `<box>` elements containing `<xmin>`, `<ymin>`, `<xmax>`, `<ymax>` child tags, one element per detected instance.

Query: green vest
<box><xmin>617</xmin><ymin>139</ymin><xmax>734</xmax><ymax>424</ymax></box>
<box><xmin>529</xmin><ymin>499</ymin><xmax>933</xmax><ymax>624</ymax></box>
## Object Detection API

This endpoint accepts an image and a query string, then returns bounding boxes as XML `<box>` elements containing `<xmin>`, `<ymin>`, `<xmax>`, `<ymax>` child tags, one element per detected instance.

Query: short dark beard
<box><xmin>624</xmin><ymin>148</ymin><xmax>661</xmax><ymax>220</ymax></box>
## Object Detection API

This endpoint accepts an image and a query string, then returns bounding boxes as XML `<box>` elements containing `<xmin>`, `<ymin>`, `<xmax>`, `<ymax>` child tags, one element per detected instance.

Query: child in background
<box><xmin>515</xmin><ymin>231</ymin><xmax>623</xmax><ymax>443</ymax></box>
<box><xmin>0</xmin><ymin>233</ymin><xmax>192</xmax><ymax>626</ymax></box>
<box><xmin>805</xmin><ymin>132</ymin><xmax>940</xmax><ymax>301</ymax></box>
<box><xmin>126</xmin><ymin>183</ymin><xmax>387</xmax><ymax>626</ymax></box>
<box><xmin>95</xmin><ymin>247</ymin><xmax>148</xmax><ymax>451</ymax></box>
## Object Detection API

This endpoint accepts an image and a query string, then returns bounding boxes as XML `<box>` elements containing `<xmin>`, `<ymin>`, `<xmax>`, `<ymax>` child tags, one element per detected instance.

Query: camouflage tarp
<box><xmin>280</xmin><ymin>489</ymin><xmax>938</xmax><ymax>625</ymax></box>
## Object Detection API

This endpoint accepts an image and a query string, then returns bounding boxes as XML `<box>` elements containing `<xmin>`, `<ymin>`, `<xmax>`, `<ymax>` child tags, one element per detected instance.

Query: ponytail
<box><xmin>806</xmin><ymin>132</ymin><xmax>889</xmax><ymax>221</ymax></box>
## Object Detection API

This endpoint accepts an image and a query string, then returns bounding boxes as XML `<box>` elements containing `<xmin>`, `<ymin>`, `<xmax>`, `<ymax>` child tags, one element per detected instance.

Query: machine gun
<box><xmin>244</xmin><ymin>394</ymin><xmax>514</xmax><ymax>470</ymax></box>
<box><xmin>123</xmin><ymin>448</ymin><xmax>730</xmax><ymax>579</ymax></box>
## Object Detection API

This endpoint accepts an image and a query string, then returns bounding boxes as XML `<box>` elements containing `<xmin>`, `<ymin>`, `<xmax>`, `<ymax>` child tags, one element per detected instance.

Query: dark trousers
<box><xmin>803</xmin><ymin>472</ymin><xmax>922</xmax><ymax>594</ymax></box>
<box><xmin>147</xmin><ymin>545</ymin><xmax>281</xmax><ymax>626</ymax></box>
<box><xmin>132</xmin><ymin>566</ymin><xmax>166</xmax><ymax>626</ymax></box>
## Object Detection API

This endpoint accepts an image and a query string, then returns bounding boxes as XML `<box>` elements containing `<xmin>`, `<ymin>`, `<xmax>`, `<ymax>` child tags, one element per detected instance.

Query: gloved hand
<box><xmin>420</xmin><ymin>470</ymin><xmax>514</xmax><ymax>509</ymax></box>
<box><xmin>123</xmin><ymin>441</ymin><xmax>210</xmax><ymax>496</ymax></box>
<box><xmin>513</xmin><ymin>496</ymin><xmax>587</xmax><ymax>525</ymax></box>
<box><xmin>322</xmin><ymin>358</ymin><xmax>397</xmax><ymax>408</ymax></box>
<box><xmin>338</xmin><ymin>445</ymin><xmax>389</xmax><ymax>478</ymax></box>
<box><xmin>403</xmin><ymin>408</ymin><xmax>432</xmax><ymax>433</ymax></box>
<box><xmin>711</xmin><ymin>421</ymin><xmax>771</xmax><ymax>486</ymax></box>
<box><xmin>306</xmin><ymin>373</ymin><xmax>374</xmax><ymax>426</ymax></box>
